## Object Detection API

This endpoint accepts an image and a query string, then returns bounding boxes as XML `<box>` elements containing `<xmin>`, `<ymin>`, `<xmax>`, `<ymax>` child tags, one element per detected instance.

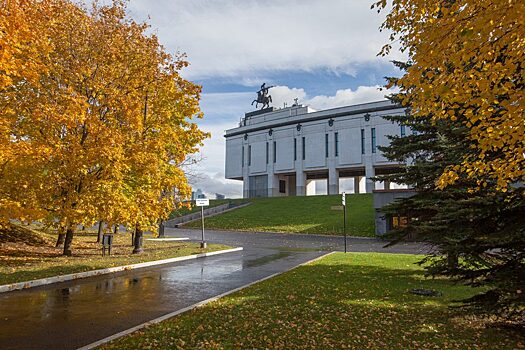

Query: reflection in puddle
<box><xmin>244</xmin><ymin>252</ymin><xmax>292</xmax><ymax>268</ymax></box>
<box><xmin>162</xmin><ymin>260</ymin><xmax>243</xmax><ymax>282</ymax></box>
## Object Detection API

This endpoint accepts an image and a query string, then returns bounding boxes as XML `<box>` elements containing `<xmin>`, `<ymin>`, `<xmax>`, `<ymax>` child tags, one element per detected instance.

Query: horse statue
<box><xmin>251</xmin><ymin>83</ymin><xmax>275</xmax><ymax>109</ymax></box>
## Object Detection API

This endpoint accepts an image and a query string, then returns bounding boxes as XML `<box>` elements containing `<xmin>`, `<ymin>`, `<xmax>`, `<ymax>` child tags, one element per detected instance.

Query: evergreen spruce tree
<box><xmin>379</xmin><ymin>61</ymin><xmax>525</xmax><ymax>322</ymax></box>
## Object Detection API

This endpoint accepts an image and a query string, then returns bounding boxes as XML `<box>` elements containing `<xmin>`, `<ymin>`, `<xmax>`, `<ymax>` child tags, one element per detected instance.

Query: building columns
<box><xmin>354</xmin><ymin>176</ymin><xmax>361</xmax><ymax>194</ymax></box>
<box><xmin>296</xmin><ymin>171</ymin><xmax>306</xmax><ymax>196</ymax></box>
<box><xmin>268</xmin><ymin>174</ymin><xmax>279</xmax><ymax>197</ymax></box>
<box><xmin>328</xmin><ymin>167</ymin><xmax>339</xmax><ymax>195</ymax></box>
<box><xmin>365</xmin><ymin>164</ymin><xmax>375</xmax><ymax>193</ymax></box>
<box><xmin>242</xmin><ymin>144</ymin><xmax>250</xmax><ymax>198</ymax></box>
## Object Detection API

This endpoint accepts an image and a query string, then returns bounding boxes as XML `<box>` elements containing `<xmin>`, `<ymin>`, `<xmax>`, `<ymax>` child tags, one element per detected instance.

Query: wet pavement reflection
<box><xmin>0</xmin><ymin>245</ymin><xmax>326</xmax><ymax>349</ymax></box>
<box><xmin>0</xmin><ymin>229</ymin><xmax>428</xmax><ymax>350</ymax></box>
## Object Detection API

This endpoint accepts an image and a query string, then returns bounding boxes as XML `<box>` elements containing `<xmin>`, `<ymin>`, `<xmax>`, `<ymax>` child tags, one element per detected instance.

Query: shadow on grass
<box><xmin>104</xmin><ymin>260</ymin><xmax>524</xmax><ymax>350</ymax></box>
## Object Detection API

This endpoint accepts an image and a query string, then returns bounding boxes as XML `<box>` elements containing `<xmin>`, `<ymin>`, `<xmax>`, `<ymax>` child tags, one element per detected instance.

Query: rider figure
<box><xmin>252</xmin><ymin>83</ymin><xmax>274</xmax><ymax>109</ymax></box>
<box><xmin>260</xmin><ymin>83</ymin><xmax>269</xmax><ymax>97</ymax></box>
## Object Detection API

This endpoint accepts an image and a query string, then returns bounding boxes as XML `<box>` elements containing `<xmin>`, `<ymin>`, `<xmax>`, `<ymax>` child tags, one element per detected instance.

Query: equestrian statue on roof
<box><xmin>252</xmin><ymin>83</ymin><xmax>275</xmax><ymax>109</ymax></box>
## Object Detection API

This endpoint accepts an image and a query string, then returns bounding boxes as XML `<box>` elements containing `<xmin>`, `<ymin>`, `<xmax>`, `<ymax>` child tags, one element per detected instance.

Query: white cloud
<box><xmin>188</xmin><ymin>172</ymin><xmax>243</xmax><ymax>199</ymax></box>
<box><xmin>126</xmin><ymin>0</ymin><xmax>403</xmax><ymax>79</ymax></box>
<box><xmin>183</xmin><ymin>122</ymin><xmax>243</xmax><ymax>198</ymax></box>
<box><xmin>271</xmin><ymin>85</ymin><xmax>392</xmax><ymax>110</ymax></box>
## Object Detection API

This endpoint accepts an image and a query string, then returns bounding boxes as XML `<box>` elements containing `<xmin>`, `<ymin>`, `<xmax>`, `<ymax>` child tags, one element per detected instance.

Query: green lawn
<box><xmin>169</xmin><ymin>199</ymin><xmax>246</xmax><ymax>219</ymax></box>
<box><xmin>102</xmin><ymin>253</ymin><xmax>523</xmax><ymax>350</ymax></box>
<box><xmin>0</xmin><ymin>226</ymin><xmax>230</xmax><ymax>285</ymax></box>
<box><xmin>186</xmin><ymin>194</ymin><xmax>375</xmax><ymax>237</ymax></box>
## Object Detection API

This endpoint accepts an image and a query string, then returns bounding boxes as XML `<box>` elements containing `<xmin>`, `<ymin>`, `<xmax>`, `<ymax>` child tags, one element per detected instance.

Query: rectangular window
<box><xmin>325</xmin><ymin>134</ymin><xmax>329</xmax><ymax>158</ymax></box>
<box><xmin>294</xmin><ymin>138</ymin><xmax>297</xmax><ymax>161</ymax></box>
<box><xmin>248</xmin><ymin>145</ymin><xmax>251</xmax><ymax>166</ymax></box>
<box><xmin>279</xmin><ymin>180</ymin><xmax>286</xmax><ymax>194</ymax></box>
<box><xmin>302</xmin><ymin>137</ymin><xmax>306</xmax><ymax>160</ymax></box>
<box><xmin>273</xmin><ymin>141</ymin><xmax>276</xmax><ymax>163</ymax></box>
<box><xmin>361</xmin><ymin>129</ymin><xmax>365</xmax><ymax>154</ymax></box>
<box><xmin>266</xmin><ymin>142</ymin><xmax>269</xmax><ymax>164</ymax></box>
<box><xmin>371</xmin><ymin>128</ymin><xmax>376</xmax><ymax>153</ymax></box>
<box><xmin>334</xmin><ymin>132</ymin><xmax>339</xmax><ymax>156</ymax></box>
<box><xmin>242</xmin><ymin>146</ymin><xmax>245</xmax><ymax>166</ymax></box>
<box><xmin>400</xmin><ymin>125</ymin><xmax>406</xmax><ymax>137</ymax></box>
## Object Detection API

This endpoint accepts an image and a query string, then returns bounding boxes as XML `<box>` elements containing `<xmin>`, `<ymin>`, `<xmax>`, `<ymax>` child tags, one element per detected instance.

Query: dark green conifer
<box><xmin>379</xmin><ymin>61</ymin><xmax>525</xmax><ymax>321</ymax></box>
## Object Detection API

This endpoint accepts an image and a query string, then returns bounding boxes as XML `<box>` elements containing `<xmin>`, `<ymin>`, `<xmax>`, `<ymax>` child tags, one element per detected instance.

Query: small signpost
<box><xmin>342</xmin><ymin>192</ymin><xmax>347</xmax><ymax>253</ymax></box>
<box><xmin>195</xmin><ymin>198</ymin><xmax>209</xmax><ymax>248</ymax></box>
<box><xmin>102</xmin><ymin>234</ymin><xmax>113</xmax><ymax>256</ymax></box>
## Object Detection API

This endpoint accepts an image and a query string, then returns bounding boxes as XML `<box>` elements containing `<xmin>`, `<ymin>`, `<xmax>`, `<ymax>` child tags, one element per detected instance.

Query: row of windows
<box><xmin>242</xmin><ymin>126</ymin><xmax>408</xmax><ymax>166</ymax></box>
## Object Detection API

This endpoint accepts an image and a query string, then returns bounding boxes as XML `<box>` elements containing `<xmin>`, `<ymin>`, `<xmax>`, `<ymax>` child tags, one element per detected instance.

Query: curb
<box><xmin>171</xmin><ymin>227</ymin><xmax>381</xmax><ymax>241</ymax></box>
<box><xmin>0</xmin><ymin>247</ymin><xmax>243</xmax><ymax>294</ymax></box>
<box><xmin>77</xmin><ymin>251</ymin><xmax>335</xmax><ymax>350</ymax></box>
<box><xmin>145</xmin><ymin>237</ymin><xmax>189</xmax><ymax>241</ymax></box>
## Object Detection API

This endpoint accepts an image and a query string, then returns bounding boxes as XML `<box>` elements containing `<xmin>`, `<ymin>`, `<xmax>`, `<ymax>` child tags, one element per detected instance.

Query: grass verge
<box><xmin>169</xmin><ymin>199</ymin><xmax>246</xmax><ymax>219</ymax></box>
<box><xmin>0</xmin><ymin>225</ymin><xmax>230</xmax><ymax>285</ymax></box>
<box><xmin>186</xmin><ymin>194</ymin><xmax>375</xmax><ymax>237</ymax></box>
<box><xmin>102</xmin><ymin>252</ymin><xmax>524</xmax><ymax>350</ymax></box>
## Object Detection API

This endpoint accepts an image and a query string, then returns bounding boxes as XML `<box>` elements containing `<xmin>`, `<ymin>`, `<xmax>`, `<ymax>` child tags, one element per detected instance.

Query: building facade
<box><xmin>225</xmin><ymin>100</ymin><xmax>408</xmax><ymax>198</ymax></box>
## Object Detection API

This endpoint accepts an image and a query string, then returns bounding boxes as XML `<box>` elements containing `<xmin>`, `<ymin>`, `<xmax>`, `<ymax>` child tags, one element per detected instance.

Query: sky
<box><xmin>123</xmin><ymin>0</ymin><xmax>403</xmax><ymax>198</ymax></box>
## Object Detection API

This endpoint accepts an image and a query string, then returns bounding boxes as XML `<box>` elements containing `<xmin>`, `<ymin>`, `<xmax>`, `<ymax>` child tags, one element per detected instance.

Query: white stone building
<box><xmin>225</xmin><ymin>100</ymin><xmax>408</xmax><ymax>198</ymax></box>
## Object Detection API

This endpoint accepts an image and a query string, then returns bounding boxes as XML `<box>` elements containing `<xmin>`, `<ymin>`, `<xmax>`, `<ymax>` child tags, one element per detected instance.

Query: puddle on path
<box><xmin>243</xmin><ymin>251</ymin><xmax>292</xmax><ymax>268</ymax></box>
<box><xmin>270</xmin><ymin>246</ymin><xmax>332</xmax><ymax>252</ymax></box>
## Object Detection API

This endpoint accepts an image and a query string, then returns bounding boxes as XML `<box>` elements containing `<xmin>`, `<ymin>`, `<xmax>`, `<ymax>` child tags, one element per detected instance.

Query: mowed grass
<box><xmin>0</xmin><ymin>225</ymin><xmax>230</xmax><ymax>285</ymax></box>
<box><xmin>169</xmin><ymin>199</ymin><xmax>246</xmax><ymax>219</ymax></box>
<box><xmin>102</xmin><ymin>253</ymin><xmax>524</xmax><ymax>350</ymax></box>
<box><xmin>186</xmin><ymin>194</ymin><xmax>375</xmax><ymax>237</ymax></box>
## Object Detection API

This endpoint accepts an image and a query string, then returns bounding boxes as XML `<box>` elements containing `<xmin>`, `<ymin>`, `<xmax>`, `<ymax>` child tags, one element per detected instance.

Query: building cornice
<box><xmin>225</xmin><ymin>102</ymin><xmax>403</xmax><ymax>138</ymax></box>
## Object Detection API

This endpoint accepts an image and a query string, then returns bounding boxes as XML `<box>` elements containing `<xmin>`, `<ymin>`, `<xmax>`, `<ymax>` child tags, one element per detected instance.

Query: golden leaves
<box><xmin>378</xmin><ymin>0</ymin><xmax>525</xmax><ymax>191</ymax></box>
<box><xmin>0</xmin><ymin>1</ymin><xmax>207</xmax><ymax>238</ymax></box>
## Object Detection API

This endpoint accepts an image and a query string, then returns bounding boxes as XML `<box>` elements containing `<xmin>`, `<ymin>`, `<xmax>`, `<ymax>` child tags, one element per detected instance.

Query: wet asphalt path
<box><xmin>0</xmin><ymin>229</ymin><xmax>429</xmax><ymax>350</ymax></box>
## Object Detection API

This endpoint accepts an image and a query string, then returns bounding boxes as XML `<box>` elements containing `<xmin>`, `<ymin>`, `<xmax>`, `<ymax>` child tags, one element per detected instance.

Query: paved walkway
<box><xmin>0</xmin><ymin>229</ymin><xmax>429</xmax><ymax>350</ymax></box>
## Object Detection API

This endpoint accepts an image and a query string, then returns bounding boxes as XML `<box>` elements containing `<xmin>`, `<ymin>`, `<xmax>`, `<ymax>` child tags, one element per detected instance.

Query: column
<box><xmin>328</xmin><ymin>167</ymin><xmax>339</xmax><ymax>195</ymax></box>
<box><xmin>296</xmin><ymin>170</ymin><xmax>306</xmax><ymax>196</ymax></box>
<box><xmin>242</xmin><ymin>174</ymin><xmax>249</xmax><ymax>198</ymax></box>
<box><xmin>242</xmin><ymin>145</ymin><xmax>250</xmax><ymax>198</ymax></box>
<box><xmin>354</xmin><ymin>176</ymin><xmax>360</xmax><ymax>194</ymax></box>
<box><xmin>365</xmin><ymin>164</ymin><xmax>375</xmax><ymax>193</ymax></box>
<box><xmin>267</xmin><ymin>174</ymin><xmax>279</xmax><ymax>197</ymax></box>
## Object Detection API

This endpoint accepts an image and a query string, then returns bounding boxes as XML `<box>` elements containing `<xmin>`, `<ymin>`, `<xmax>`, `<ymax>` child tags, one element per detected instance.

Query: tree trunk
<box><xmin>447</xmin><ymin>252</ymin><xmax>458</xmax><ymax>270</ymax></box>
<box><xmin>55</xmin><ymin>232</ymin><xmax>65</xmax><ymax>248</ymax></box>
<box><xmin>131</xmin><ymin>229</ymin><xmax>135</xmax><ymax>246</ymax></box>
<box><xmin>63</xmin><ymin>227</ymin><xmax>74</xmax><ymax>256</ymax></box>
<box><xmin>158</xmin><ymin>220</ymin><xmax>165</xmax><ymax>238</ymax></box>
<box><xmin>96</xmin><ymin>221</ymin><xmax>103</xmax><ymax>243</ymax></box>
<box><xmin>132</xmin><ymin>226</ymin><xmax>144</xmax><ymax>254</ymax></box>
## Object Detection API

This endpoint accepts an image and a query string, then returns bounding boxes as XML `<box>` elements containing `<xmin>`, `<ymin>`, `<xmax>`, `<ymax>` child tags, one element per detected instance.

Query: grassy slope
<box><xmin>0</xmin><ymin>225</ymin><xmax>230</xmax><ymax>285</ymax></box>
<box><xmin>186</xmin><ymin>194</ymin><xmax>375</xmax><ymax>237</ymax></box>
<box><xmin>102</xmin><ymin>253</ymin><xmax>523</xmax><ymax>350</ymax></box>
<box><xmin>169</xmin><ymin>199</ymin><xmax>246</xmax><ymax>219</ymax></box>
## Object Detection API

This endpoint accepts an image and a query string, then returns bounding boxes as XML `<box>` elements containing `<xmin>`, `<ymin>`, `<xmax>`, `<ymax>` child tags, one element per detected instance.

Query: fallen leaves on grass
<box><xmin>102</xmin><ymin>253</ymin><xmax>525</xmax><ymax>350</ymax></box>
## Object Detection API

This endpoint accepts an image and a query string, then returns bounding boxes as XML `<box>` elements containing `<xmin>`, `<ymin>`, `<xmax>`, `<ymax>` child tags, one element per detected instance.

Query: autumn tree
<box><xmin>0</xmin><ymin>0</ymin><xmax>53</xmax><ymax>225</ymax></box>
<box><xmin>0</xmin><ymin>0</ymin><xmax>206</xmax><ymax>254</ymax></box>
<box><xmin>378</xmin><ymin>70</ymin><xmax>525</xmax><ymax>319</ymax></box>
<box><xmin>374</xmin><ymin>0</ymin><xmax>525</xmax><ymax>320</ymax></box>
<box><xmin>374</xmin><ymin>0</ymin><xmax>524</xmax><ymax>190</ymax></box>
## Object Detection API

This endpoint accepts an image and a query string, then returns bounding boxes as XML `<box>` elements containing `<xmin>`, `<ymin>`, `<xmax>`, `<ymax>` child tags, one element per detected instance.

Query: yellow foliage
<box><xmin>0</xmin><ymin>1</ymin><xmax>207</xmax><ymax>236</ymax></box>
<box><xmin>375</xmin><ymin>0</ymin><xmax>525</xmax><ymax>190</ymax></box>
